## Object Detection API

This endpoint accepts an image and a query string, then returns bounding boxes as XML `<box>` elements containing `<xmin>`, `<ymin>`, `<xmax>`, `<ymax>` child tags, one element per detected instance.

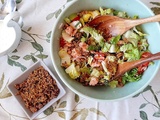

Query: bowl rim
<box><xmin>50</xmin><ymin>0</ymin><xmax>160</xmax><ymax>101</ymax></box>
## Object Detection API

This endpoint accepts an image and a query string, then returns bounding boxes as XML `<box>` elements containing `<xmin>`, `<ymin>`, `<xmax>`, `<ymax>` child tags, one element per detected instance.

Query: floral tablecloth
<box><xmin>0</xmin><ymin>0</ymin><xmax>160</xmax><ymax>120</ymax></box>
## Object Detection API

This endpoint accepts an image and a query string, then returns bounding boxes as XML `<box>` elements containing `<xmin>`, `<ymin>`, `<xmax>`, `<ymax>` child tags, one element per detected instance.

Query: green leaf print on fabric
<box><xmin>140</xmin><ymin>111</ymin><xmax>148</xmax><ymax>120</ymax></box>
<box><xmin>0</xmin><ymin>73</ymin><xmax>12</xmax><ymax>99</ymax></box>
<box><xmin>153</xmin><ymin>110</ymin><xmax>160</xmax><ymax>117</ymax></box>
<box><xmin>43</xmin><ymin>106</ymin><xmax>54</xmax><ymax>116</ymax></box>
<box><xmin>55</xmin><ymin>9</ymin><xmax>62</xmax><ymax>18</ymax></box>
<box><xmin>10</xmin><ymin>55</ymin><xmax>20</xmax><ymax>60</ymax></box>
<box><xmin>1</xmin><ymin>0</ymin><xmax>4</xmax><ymax>4</ymax></box>
<box><xmin>46</xmin><ymin>0</ymin><xmax>75</xmax><ymax>20</ymax></box>
<box><xmin>46</xmin><ymin>12</ymin><xmax>55</xmax><ymax>20</ymax></box>
<box><xmin>36</xmin><ymin>54</ymin><xmax>48</xmax><ymax>59</ymax></box>
<box><xmin>134</xmin><ymin>85</ymin><xmax>160</xmax><ymax>118</ymax></box>
<box><xmin>133</xmin><ymin>85</ymin><xmax>152</xmax><ymax>97</ymax></box>
<box><xmin>90</xmin><ymin>108</ymin><xmax>107</xmax><ymax>118</ymax></box>
<box><xmin>12</xmin><ymin>49</ymin><xmax>18</xmax><ymax>53</ymax></box>
<box><xmin>42</xmin><ymin>94</ymin><xmax>108</xmax><ymax>120</ymax></box>
<box><xmin>80</xmin><ymin>109</ymin><xmax>88</xmax><ymax>120</ymax></box>
<box><xmin>67</xmin><ymin>0</ymin><xmax>74</xmax><ymax>2</ymax></box>
<box><xmin>151</xmin><ymin>7</ymin><xmax>160</xmax><ymax>15</ymax></box>
<box><xmin>46</xmin><ymin>31</ymin><xmax>51</xmax><ymax>43</ymax></box>
<box><xmin>75</xmin><ymin>94</ymin><xmax>80</xmax><ymax>103</ymax></box>
<box><xmin>27</xmin><ymin>27</ymin><xmax>32</xmax><ymax>31</ymax></box>
<box><xmin>0</xmin><ymin>73</ymin><xmax>4</xmax><ymax>90</ymax></box>
<box><xmin>0</xmin><ymin>86</ymin><xmax>12</xmax><ymax>98</ymax></box>
<box><xmin>31</xmin><ymin>42</ymin><xmax>43</xmax><ymax>52</ymax></box>
<box><xmin>8</xmin><ymin>57</ymin><xmax>27</xmax><ymax>71</ymax></box>
<box><xmin>46</xmin><ymin>8</ymin><xmax>62</xmax><ymax>20</ymax></box>
<box><xmin>58</xmin><ymin>112</ymin><xmax>66</xmax><ymax>119</ymax></box>
<box><xmin>150</xmin><ymin>2</ymin><xmax>160</xmax><ymax>15</ymax></box>
<box><xmin>59</xmin><ymin>101</ymin><xmax>67</xmax><ymax>108</ymax></box>
<box><xmin>71</xmin><ymin>109</ymin><xmax>89</xmax><ymax>120</ymax></box>
<box><xmin>23</xmin><ymin>55</ymin><xmax>32</xmax><ymax>60</ymax></box>
<box><xmin>139</xmin><ymin>103</ymin><xmax>147</xmax><ymax>109</ymax></box>
<box><xmin>31</xmin><ymin>55</ymin><xmax>38</xmax><ymax>63</ymax></box>
<box><xmin>70</xmin><ymin>111</ymin><xmax>81</xmax><ymax>120</ymax></box>
<box><xmin>21</xmin><ymin>29</ymin><xmax>49</xmax><ymax>63</ymax></box>
<box><xmin>16</xmin><ymin>0</ymin><xmax>22</xmax><ymax>4</ymax></box>
<box><xmin>150</xmin><ymin>2</ymin><xmax>160</xmax><ymax>6</ymax></box>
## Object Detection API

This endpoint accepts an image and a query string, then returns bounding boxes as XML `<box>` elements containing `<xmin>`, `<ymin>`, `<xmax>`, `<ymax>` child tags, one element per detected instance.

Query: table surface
<box><xmin>0</xmin><ymin>0</ymin><xmax>160</xmax><ymax>120</ymax></box>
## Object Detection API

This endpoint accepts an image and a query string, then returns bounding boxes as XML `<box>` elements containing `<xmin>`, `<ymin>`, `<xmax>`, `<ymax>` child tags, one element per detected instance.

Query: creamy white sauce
<box><xmin>0</xmin><ymin>21</ymin><xmax>16</xmax><ymax>53</ymax></box>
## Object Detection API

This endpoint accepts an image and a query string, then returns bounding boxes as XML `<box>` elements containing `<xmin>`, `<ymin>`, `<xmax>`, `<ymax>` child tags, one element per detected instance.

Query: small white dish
<box><xmin>7</xmin><ymin>60</ymin><xmax>66</xmax><ymax>120</ymax></box>
<box><xmin>0</xmin><ymin>11</ymin><xmax>22</xmax><ymax>57</ymax></box>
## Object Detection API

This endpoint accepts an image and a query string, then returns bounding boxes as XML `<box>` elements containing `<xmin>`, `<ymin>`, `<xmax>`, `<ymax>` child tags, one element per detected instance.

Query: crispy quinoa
<box><xmin>15</xmin><ymin>66</ymin><xmax>60</xmax><ymax>113</ymax></box>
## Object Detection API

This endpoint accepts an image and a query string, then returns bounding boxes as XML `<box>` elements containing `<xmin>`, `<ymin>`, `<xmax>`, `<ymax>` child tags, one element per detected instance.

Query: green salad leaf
<box><xmin>122</xmin><ymin>68</ymin><xmax>142</xmax><ymax>84</ymax></box>
<box><xmin>82</xmin><ymin>26</ymin><xmax>104</xmax><ymax>45</ymax></box>
<box><xmin>65</xmin><ymin>62</ymin><xmax>80</xmax><ymax>79</ymax></box>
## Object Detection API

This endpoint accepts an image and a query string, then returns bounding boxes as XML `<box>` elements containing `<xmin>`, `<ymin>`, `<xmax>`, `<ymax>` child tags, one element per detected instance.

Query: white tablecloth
<box><xmin>0</xmin><ymin>0</ymin><xmax>160</xmax><ymax>120</ymax></box>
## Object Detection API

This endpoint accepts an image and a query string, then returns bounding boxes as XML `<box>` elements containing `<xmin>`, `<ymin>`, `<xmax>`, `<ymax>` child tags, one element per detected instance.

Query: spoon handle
<box><xmin>126</xmin><ymin>14</ymin><xmax>160</xmax><ymax>28</ymax></box>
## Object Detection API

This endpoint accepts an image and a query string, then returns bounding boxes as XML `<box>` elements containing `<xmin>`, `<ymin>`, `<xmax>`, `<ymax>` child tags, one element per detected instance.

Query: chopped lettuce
<box><xmin>80</xmin><ymin>66</ymin><xmax>90</xmax><ymax>74</ymax></box>
<box><xmin>108</xmin><ymin>44</ymin><xmax>118</xmax><ymax>53</ymax></box>
<box><xmin>99</xmin><ymin>7</ymin><xmax>113</xmax><ymax>15</ymax></box>
<box><xmin>88</xmin><ymin>45</ymin><xmax>100</xmax><ymax>51</ymax></box>
<box><xmin>62</xmin><ymin>30</ymin><xmax>74</xmax><ymax>43</ymax></box>
<box><xmin>120</xmin><ymin>43</ymin><xmax>133</xmax><ymax>53</ymax></box>
<box><xmin>120</xmin><ymin>43</ymin><xmax>140</xmax><ymax>61</ymax></box>
<box><xmin>106</xmin><ymin>55</ymin><xmax>117</xmax><ymax>62</ymax></box>
<box><xmin>82</xmin><ymin>26</ymin><xmax>104</xmax><ymax>45</ymax></box>
<box><xmin>91</xmin><ymin>68</ymin><xmax>100</xmax><ymax>77</ymax></box>
<box><xmin>110</xmin><ymin>35</ymin><xmax>121</xmax><ymax>44</ymax></box>
<box><xmin>128</xmin><ymin>38</ymin><xmax>138</xmax><ymax>47</ymax></box>
<box><xmin>101</xmin><ymin>61</ymin><xmax>111</xmax><ymax>79</ymax></box>
<box><xmin>117</xmin><ymin>11</ymin><xmax>127</xmax><ymax>18</ymax></box>
<box><xmin>124</xmin><ymin>48</ymin><xmax>140</xmax><ymax>61</ymax></box>
<box><xmin>123</xmin><ymin>30</ymin><xmax>140</xmax><ymax>40</ymax></box>
<box><xmin>59</xmin><ymin>49</ymin><xmax>71</xmax><ymax>66</ymax></box>
<box><xmin>91</xmin><ymin>10</ymin><xmax>100</xmax><ymax>18</ymax></box>
<box><xmin>133</xmin><ymin>27</ymin><xmax>147</xmax><ymax>37</ymax></box>
<box><xmin>88</xmin><ymin>56</ymin><xmax>93</xmax><ymax>65</ymax></box>
<box><xmin>101</xmin><ymin>42</ymin><xmax>111</xmax><ymax>52</ymax></box>
<box><xmin>122</xmin><ymin>68</ymin><xmax>142</xmax><ymax>84</ymax></box>
<box><xmin>108</xmin><ymin>80</ymin><xmax>118</xmax><ymax>88</ymax></box>
<box><xmin>65</xmin><ymin>62</ymin><xmax>80</xmax><ymax>79</ymax></box>
<box><xmin>139</xmin><ymin>39</ymin><xmax>149</xmax><ymax>51</ymax></box>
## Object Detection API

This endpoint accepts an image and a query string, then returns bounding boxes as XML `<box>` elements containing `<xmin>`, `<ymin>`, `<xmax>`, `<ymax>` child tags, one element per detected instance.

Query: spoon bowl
<box><xmin>89</xmin><ymin>14</ymin><xmax>160</xmax><ymax>37</ymax></box>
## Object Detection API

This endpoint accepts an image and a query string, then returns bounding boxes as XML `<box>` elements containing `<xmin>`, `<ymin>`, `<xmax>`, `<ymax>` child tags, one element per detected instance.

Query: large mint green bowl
<box><xmin>50</xmin><ymin>0</ymin><xmax>160</xmax><ymax>101</ymax></box>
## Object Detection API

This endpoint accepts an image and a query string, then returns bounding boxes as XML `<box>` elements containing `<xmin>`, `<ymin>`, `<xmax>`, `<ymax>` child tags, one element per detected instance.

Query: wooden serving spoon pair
<box><xmin>88</xmin><ymin>14</ymin><xmax>160</xmax><ymax>79</ymax></box>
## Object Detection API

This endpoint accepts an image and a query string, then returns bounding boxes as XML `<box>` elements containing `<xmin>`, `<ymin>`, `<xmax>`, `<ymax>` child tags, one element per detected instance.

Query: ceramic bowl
<box><xmin>50</xmin><ymin>0</ymin><xmax>160</xmax><ymax>101</ymax></box>
<box><xmin>8</xmin><ymin>60</ymin><xmax>66</xmax><ymax>119</ymax></box>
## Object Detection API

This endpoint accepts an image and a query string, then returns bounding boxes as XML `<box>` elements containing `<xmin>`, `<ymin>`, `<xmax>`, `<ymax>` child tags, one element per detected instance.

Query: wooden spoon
<box><xmin>89</xmin><ymin>14</ymin><xmax>160</xmax><ymax>37</ymax></box>
<box><xmin>112</xmin><ymin>52</ymin><xmax>160</xmax><ymax>80</ymax></box>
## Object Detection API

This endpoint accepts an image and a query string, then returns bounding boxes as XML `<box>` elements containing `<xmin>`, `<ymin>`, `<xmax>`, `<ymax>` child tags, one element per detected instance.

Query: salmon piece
<box><xmin>71</xmin><ymin>48</ymin><xmax>81</xmax><ymax>59</ymax></box>
<box><xmin>65</xmin><ymin>26</ymin><xmax>74</xmax><ymax>36</ymax></box>
<box><xmin>91</xmin><ymin>60</ymin><xmax>101</xmax><ymax>68</ymax></box>
<box><xmin>89</xmin><ymin>76</ymin><xmax>99</xmax><ymax>86</ymax></box>
<box><xmin>94</xmin><ymin>53</ymin><xmax>105</xmax><ymax>61</ymax></box>
<box><xmin>79</xmin><ymin>42</ymin><xmax>88</xmax><ymax>52</ymax></box>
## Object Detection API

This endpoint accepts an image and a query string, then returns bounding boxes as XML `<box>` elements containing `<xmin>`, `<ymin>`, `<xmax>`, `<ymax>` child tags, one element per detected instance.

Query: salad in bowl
<box><xmin>58</xmin><ymin>7</ymin><xmax>151</xmax><ymax>88</ymax></box>
<box><xmin>51</xmin><ymin>0</ymin><xmax>160</xmax><ymax>101</ymax></box>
